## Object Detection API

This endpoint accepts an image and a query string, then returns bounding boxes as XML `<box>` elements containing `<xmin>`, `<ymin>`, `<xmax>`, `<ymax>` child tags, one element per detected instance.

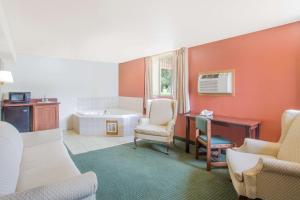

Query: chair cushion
<box><xmin>226</xmin><ymin>149</ymin><xmax>276</xmax><ymax>182</ymax></box>
<box><xmin>198</xmin><ymin>135</ymin><xmax>232</xmax><ymax>145</ymax></box>
<box><xmin>0</xmin><ymin>122</ymin><xmax>23</xmax><ymax>196</ymax></box>
<box><xmin>135</xmin><ymin>124</ymin><xmax>169</xmax><ymax>137</ymax></box>
<box><xmin>16</xmin><ymin>141</ymin><xmax>80</xmax><ymax>192</ymax></box>
<box><xmin>277</xmin><ymin>114</ymin><xmax>300</xmax><ymax>163</ymax></box>
<box><xmin>149</xmin><ymin>99</ymin><xmax>173</xmax><ymax>126</ymax></box>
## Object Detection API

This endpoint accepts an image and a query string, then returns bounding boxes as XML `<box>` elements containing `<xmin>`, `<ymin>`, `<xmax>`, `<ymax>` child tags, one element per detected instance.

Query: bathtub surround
<box><xmin>68</xmin><ymin>97</ymin><xmax>143</xmax><ymax>154</ymax></box>
<box><xmin>1</xmin><ymin>55</ymin><xmax>119</xmax><ymax>130</ymax></box>
<box><xmin>73</xmin><ymin>96</ymin><xmax>143</xmax><ymax>136</ymax></box>
<box><xmin>76</xmin><ymin>97</ymin><xmax>119</xmax><ymax>112</ymax></box>
<box><xmin>76</xmin><ymin>96</ymin><xmax>143</xmax><ymax>114</ymax></box>
<box><xmin>118</xmin><ymin>96</ymin><xmax>144</xmax><ymax>114</ymax></box>
<box><xmin>73</xmin><ymin>109</ymin><xmax>140</xmax><ymax>137</ymax></box>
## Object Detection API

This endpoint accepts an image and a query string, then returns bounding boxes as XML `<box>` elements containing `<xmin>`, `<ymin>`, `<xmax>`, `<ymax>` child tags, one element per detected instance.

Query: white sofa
<box><xmin>0</xmin><ymin>121</ymin><xmax>97</xmax><ymax>200</ymax></box>
<box><xmin>226</xmin><ymin>110</ymin><xmax>300</xmax><ymax>200</ymax></box>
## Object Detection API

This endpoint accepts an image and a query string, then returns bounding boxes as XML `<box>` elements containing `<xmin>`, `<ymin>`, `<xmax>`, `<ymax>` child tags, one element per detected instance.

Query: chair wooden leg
<box><xmin>134</xmin><ymin>137</ymin><xmax>137</xmax><ymax>149</ymax></box>
<box><xmin>207</xmin><ymin>146</ymin><xmax>211</xmax><ymax>171</ymax></box>
<box><xmin>195</xmin><ymin>140</ymin><xmax>199</xmax><ymax>160</ymax></box>
<box><xmin>166</xmin><ymin>143</ymin><xmax>170</xmax><ymax>154</ymax></box>
<box><xmin>218</xmin><ymin>148</ymin><xmax>221</xmax><ymax>159</ymax></box>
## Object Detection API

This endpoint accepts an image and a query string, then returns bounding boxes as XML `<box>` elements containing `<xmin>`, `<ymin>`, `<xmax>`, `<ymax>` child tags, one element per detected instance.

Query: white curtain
<box><xmin>144</xmin><ymin>56</ymin><xmax>153</xmax><ymax>109</ymax></box>
<box><xmin>173</xmin><ymin>48</ymin><xmax>190</xmax><ymax>114</ymax></box>
<box><xmin>144</xmin><ymin>48</ymin><xmax>190</xmax><ymax>113</ymax></box>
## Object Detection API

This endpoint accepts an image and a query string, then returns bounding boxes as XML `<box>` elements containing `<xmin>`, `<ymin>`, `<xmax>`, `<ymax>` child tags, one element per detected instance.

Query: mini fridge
<box><xmin>2</xmin><ymin>106</ymin><xmax>31</xmax><ymax>132</ymax></box>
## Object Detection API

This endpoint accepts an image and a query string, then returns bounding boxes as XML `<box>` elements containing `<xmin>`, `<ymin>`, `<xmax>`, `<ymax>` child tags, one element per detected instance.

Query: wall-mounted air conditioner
<box><xmin>198</xmin><ymin>70</ymin><xmax>234</xmax><ymax>95</ymax></box>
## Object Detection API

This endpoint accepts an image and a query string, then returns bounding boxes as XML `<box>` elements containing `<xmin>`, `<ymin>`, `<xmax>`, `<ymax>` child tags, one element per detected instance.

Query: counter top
<box><xmin>2</xmin><ymin>98</ymin><xmax>60</xmax><ymax>107</ymax></box>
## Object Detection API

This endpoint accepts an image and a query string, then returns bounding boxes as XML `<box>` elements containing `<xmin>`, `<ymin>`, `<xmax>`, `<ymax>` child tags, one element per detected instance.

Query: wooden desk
<box><xmin>185</xmin><ymin>113</ymin><xmax>261</xmax><ymax>153</ymax></box>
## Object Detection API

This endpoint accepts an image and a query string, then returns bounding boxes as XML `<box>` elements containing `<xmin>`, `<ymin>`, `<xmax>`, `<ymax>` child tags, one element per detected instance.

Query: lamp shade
<box><xmin>0</xmin><ymin>70</ymin><xmax>14</xmax><ymax>83</ymax></box>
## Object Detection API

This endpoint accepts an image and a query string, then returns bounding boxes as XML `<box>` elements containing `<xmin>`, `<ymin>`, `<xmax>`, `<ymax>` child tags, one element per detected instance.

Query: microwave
<box><xmin>9</xmin><ymin>92</ymin><xmax>31</xmax><ymax>104</ymax></box>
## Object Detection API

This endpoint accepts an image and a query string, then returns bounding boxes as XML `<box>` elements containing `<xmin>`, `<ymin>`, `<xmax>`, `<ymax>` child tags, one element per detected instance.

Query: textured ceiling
<box><xmin>2</xmin><ymin>0</ymin><xmax>300</xmax><ymax>63</ymax></box>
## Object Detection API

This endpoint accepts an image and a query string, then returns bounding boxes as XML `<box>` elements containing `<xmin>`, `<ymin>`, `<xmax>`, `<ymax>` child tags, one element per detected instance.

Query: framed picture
<box><xmin>106</xmin><ymin>120</ymin><xmax>118</xmax><ymax>136</ymax></box>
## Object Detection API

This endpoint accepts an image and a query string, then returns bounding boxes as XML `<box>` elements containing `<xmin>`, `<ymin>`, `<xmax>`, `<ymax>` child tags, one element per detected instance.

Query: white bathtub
<box><xmin>73</xmin><ymin>109</ymin><xmax>141</xmax><ymax>136</ymax></box>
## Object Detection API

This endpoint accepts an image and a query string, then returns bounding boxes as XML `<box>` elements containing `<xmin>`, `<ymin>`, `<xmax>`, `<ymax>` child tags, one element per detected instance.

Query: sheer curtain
<box><xmin>174</xmin><ymin>48</ymin><xmax>190</xmax><ymax>114</ymax></box>
<box><xmin>144</xmin><ymin>48</ymin><xmax>190</xmax><ymax>114</ymax></box>
<box><xmin>144</xmin><ymin>56</ymin><xmax>153</xmax><ymax>109</ymax></box>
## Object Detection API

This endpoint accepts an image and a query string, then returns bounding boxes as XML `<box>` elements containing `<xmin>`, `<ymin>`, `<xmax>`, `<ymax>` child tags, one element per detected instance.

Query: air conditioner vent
<box><xmin>198</xmin><ymin>71</ymin><xmax>234</xmax><ymax>94</ymax></box>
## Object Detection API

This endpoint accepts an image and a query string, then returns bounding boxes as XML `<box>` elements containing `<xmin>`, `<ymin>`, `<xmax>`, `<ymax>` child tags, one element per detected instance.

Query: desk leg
<box><xmin>255</xmin><ymin>124</ymin><xmax>260</xmax><ymax>139</ymax></box>
<box><xmin>185</xmin><ymin>116</ymin><xmax>190</xmax><ymax>153</ymax></box>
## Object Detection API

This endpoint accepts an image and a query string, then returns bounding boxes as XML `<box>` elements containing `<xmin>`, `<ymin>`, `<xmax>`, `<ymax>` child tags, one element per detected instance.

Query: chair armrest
<box><xmin>260</xmin><ymin>158</ymin><xmax>300</xmax><ymax>177</ymax></box>
<box><xmin>0</xmin><ymin>172</ymin><xmax>98</xmax><ymax>200</ymax></box>
<box><xmin>21</xmin><ymin>129</ymin><xmax>62</xmax><ymax>148</ymax></box>
<box><xmin>242</xmin><ymin>158</ymin><xmax>300</xmax><ymax>199</ymax></box>
<box><xmin>237</xmin><ymin>138</ymin><xmax>280</xmax><ymax>157</ymax></box>
<box><xmin>167</xmin><ymin>120</ymin><xmax>176</xmax><ymax>133</ymax></box>
<box><xmin>138</xmin><ymin>118</ymin><xmax>150</xmax><ymax>126</ymax></box>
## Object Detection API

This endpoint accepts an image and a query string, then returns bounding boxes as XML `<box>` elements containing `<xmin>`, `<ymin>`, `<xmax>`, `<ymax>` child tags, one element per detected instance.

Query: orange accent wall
<box><xmin>119</xmin><ymin>22</ymin><xmax>300</xmax><ymax>144</ymax></box>
<box><xmin>119</xmin><ymin>58</ymin><xmax>145</xmax><ymax>98</ymax></box>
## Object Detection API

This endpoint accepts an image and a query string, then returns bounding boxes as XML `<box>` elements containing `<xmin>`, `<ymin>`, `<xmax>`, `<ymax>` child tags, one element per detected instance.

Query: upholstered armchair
<box><xmin>226</xmin><ymin>110</ymin><xmax>300</xmax><ymax>200</ymax></box>
<box><xmin>134</xmin><ymin>99</ymin><xmax>177</xmax><ymax>153</ymax></box>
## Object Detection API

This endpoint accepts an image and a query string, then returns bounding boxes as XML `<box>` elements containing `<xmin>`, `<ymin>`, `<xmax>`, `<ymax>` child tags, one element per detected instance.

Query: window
<box><xmin>151</xmin><ymin>53</ymin><xmax>174</xmax><ymax>97</ymax></box>
<box><xmin>145</xmin><ymin>47</ymin><xmax>190</xmax><ymax>113</ymax></box>
<box><xmin>159</xmin><ymin>67</ymin><xmax>172</xmax><ymax>96</ymax></box>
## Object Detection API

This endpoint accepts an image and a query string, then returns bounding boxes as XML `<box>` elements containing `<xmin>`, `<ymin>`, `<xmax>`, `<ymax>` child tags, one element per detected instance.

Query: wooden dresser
<box><xmin>2</xmin><ymin>98</ymin><xmax>60</xmax><ymax>132</ymax></box>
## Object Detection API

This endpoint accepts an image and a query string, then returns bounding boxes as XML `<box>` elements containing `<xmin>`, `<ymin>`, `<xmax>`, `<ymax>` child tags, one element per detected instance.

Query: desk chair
<box><xmin>195</xmin><ymin>116</ymin><xmax>234</xmax><ymax>171</ymax></box>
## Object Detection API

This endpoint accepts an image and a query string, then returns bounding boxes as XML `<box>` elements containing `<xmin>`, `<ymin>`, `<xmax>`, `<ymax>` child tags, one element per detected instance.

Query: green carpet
<box><xmin>70</xmin><ymin>140</ymin><xmax>236</xmax><ymax>200</ymax></box>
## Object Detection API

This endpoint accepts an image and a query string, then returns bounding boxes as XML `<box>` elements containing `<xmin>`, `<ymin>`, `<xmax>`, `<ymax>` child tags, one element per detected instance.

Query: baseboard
<box><xmin>174</xmin><ymin>136</ymin><xmax>195</xmax><ymax>145</ymax></box>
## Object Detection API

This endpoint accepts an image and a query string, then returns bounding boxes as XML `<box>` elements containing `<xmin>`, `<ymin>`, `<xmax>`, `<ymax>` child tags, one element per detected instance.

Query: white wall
<box><xmin>2</xmin><ymin>55</ymin><xmax>118</xmax><ymax>129</ymax></box>
<box><xmin>0</xmin><ymin>0</ymin><xmax>16</xmax><ymax>65</ymax></box>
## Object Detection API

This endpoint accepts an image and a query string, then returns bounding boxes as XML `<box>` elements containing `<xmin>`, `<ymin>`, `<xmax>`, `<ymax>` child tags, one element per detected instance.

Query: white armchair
<box><xmin>226</xmin><ymin>110</ymin><xmax>300</xmax><ymax>200</ymax></box>
<box><xmin>134</xmin><ymin>99</ymin><xmax>177</xmax><ymax>154</ymax></box>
